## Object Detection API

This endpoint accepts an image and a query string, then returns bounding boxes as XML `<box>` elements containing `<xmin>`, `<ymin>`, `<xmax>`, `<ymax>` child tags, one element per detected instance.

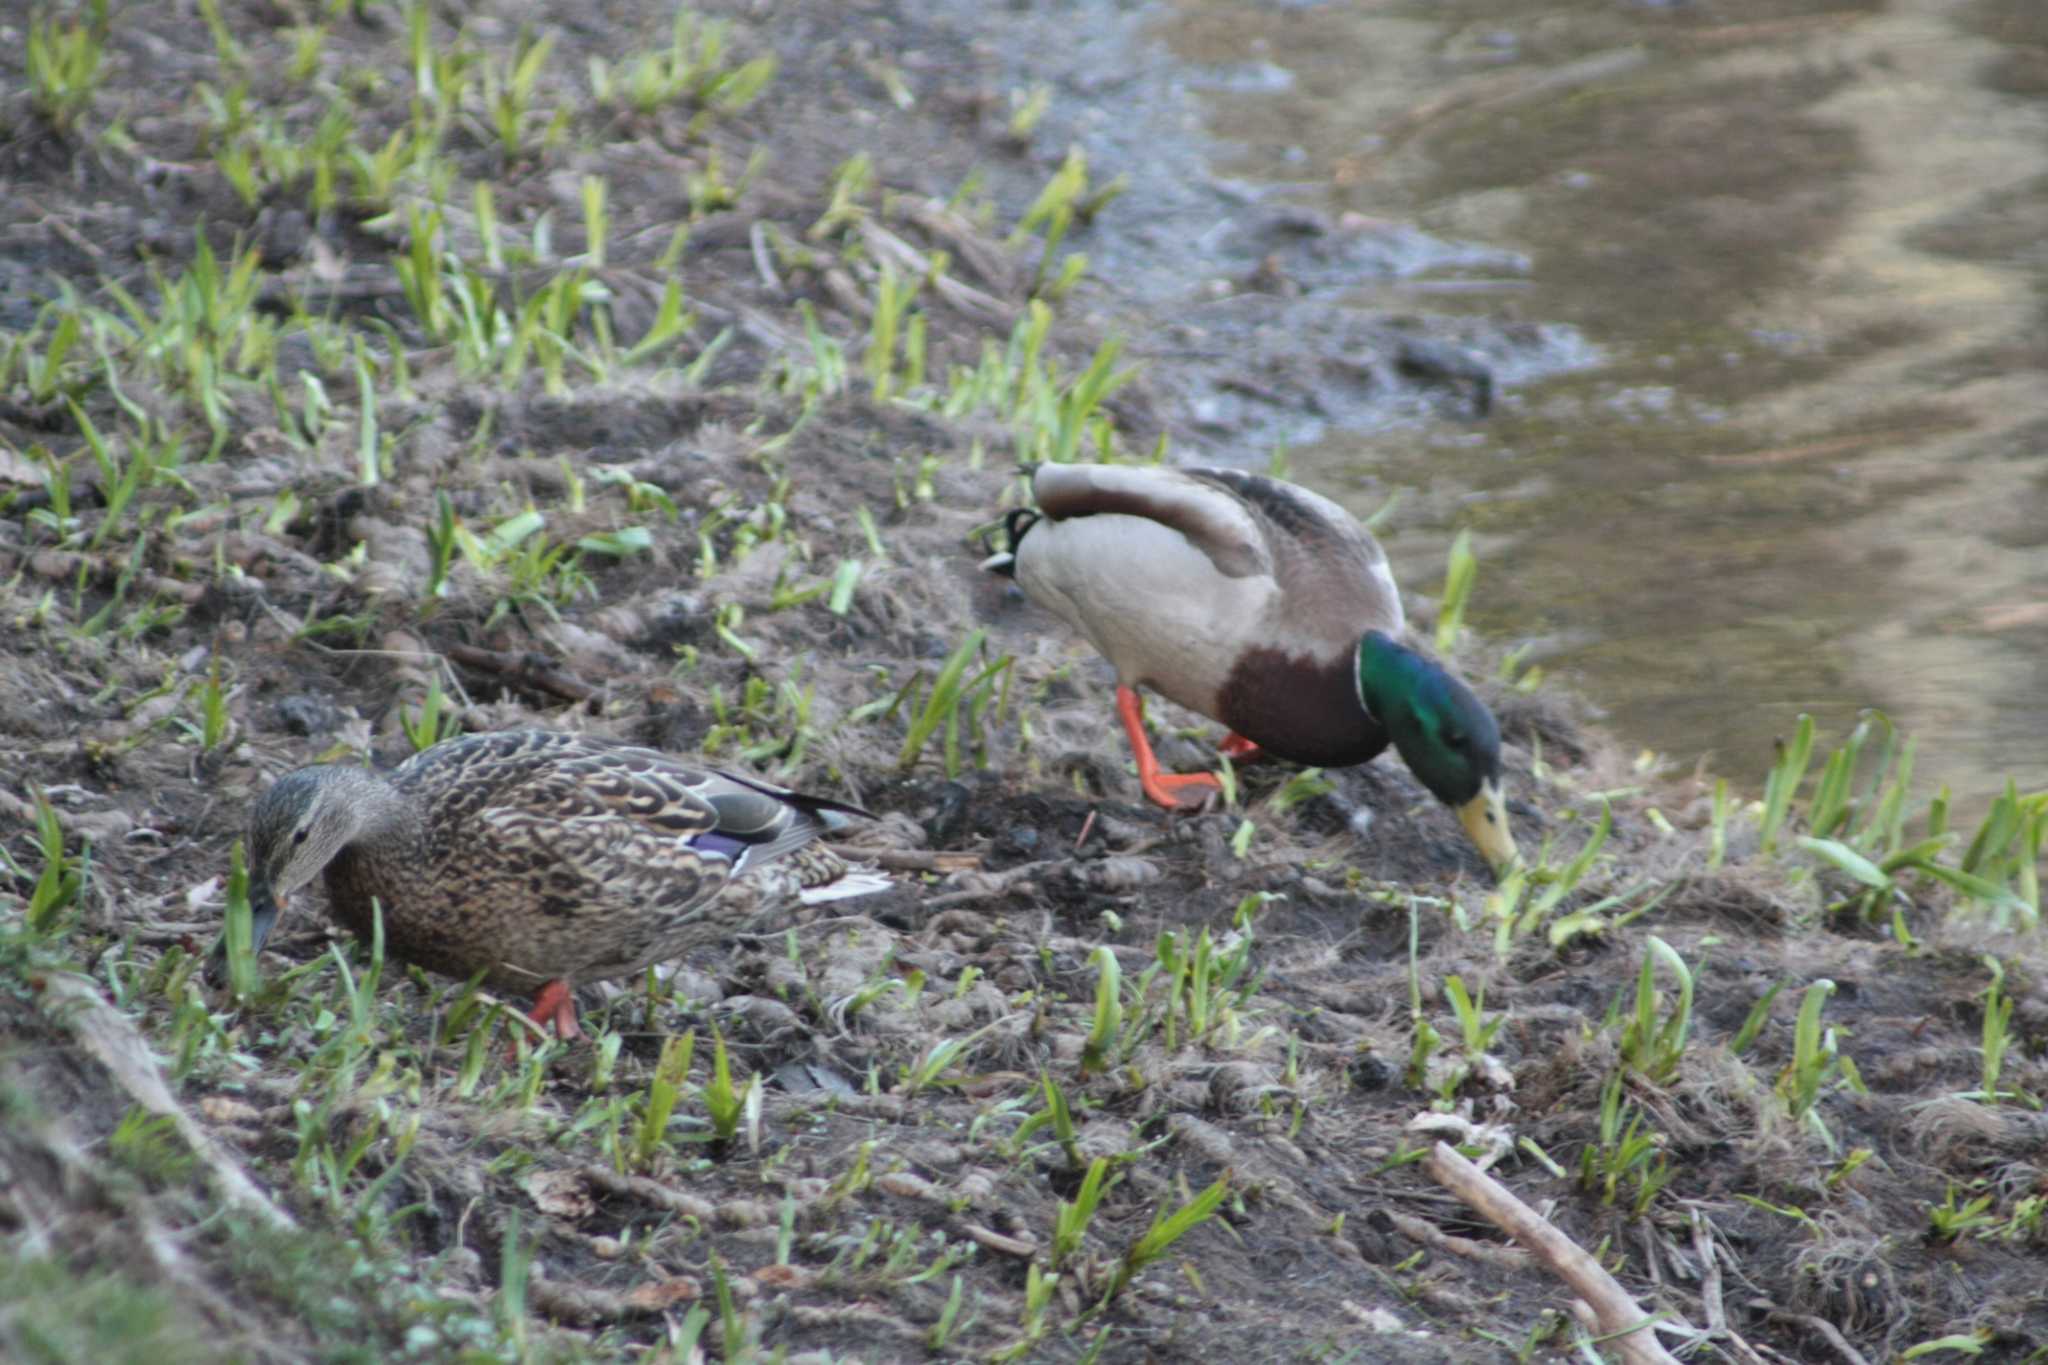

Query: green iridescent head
<box><xmin>1355</xmin><ymin>631</ymin><xmax>1516</xmax><ymax>873</ymax></box>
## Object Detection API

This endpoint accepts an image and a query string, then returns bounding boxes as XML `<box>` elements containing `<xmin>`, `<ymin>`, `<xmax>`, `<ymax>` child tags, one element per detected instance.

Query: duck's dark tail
<box><xmin>976</xmin><ymin>507</ymin><xmax>1041</xmax><ymax>578</ymax></box>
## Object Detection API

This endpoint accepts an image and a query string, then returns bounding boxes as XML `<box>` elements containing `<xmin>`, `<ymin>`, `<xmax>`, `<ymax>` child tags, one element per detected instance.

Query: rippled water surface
<box><xmin>1145</xmin><ymin>0</ymin><xmax>2048</xmax><ymax>803</ymax></box>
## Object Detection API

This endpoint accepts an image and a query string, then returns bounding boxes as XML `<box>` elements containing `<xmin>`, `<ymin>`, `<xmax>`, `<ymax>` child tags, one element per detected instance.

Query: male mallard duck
<box><xmin>983</xmin><ymin>462</ymin><xmax>1517</xmax><ymax>873</ymax></box>
<box><xmin>234</xmin><ymin>729</ymin><xmax>868</xmax><ymax>1040</ymax></box>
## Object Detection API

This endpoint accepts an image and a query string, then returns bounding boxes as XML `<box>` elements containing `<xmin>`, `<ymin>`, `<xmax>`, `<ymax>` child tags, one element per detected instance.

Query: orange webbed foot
<box><xmin>1115</xmin><ymin>685</ymin><xmax>1223</xmax><ymax>813</ymax></box>
<box><xmin>1140</xmin><ymin>769</ymin><xmax>1223</xmax><ymax>811</ymax></box>
<box><xmin>1216</xmin><ymin>732</ymin><xmax>1262</xmax><ymax>761</ymax></box>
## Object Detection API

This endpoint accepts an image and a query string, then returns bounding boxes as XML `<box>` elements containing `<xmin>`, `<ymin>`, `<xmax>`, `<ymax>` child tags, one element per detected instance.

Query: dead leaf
<box><xmin>751</xmin><ymin>1264</ymin><xmax>807</xmax><ymax>1290</ymax></box>
<box><xmin>524</xmin><ymin>1168</ymin><xmax>595</xmax><ymax>1220</ymax></box>
<box><xmin>0</xmin><ymin>446</ymin><xmax>48</xmax><ymax>486</ymax></box>
<box><xmin>199</xmin><ymin>1096</ymin><xmax>263</xmax><ymax>1124</ymax></box>
<box><xmin>876</xmin><ymin>1172</ymin><xmax>939</xmax><ymax>1201</ymax></box>
<box><xmin>622</xmin><ymin>1276</ymin><xmax>701</xmax><ymax>1311</ymax></box>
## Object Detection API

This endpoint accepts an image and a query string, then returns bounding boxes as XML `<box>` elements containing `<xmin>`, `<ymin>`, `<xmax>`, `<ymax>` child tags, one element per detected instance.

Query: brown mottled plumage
<box><xmin>984</xmin><ymin>462</ymin><xmax>1517</xmax><ymax>874</ymax></box>
<box><xmin>235</xmin><ymin>730</ymin><xmax>867</xmax><ymax>1039</ymax></box>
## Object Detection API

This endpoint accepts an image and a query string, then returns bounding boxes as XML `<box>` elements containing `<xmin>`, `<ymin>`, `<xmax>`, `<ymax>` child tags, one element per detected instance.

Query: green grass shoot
<box><xmin>1435</xmin><ymin>529</ymin><xmax>1477</xmax><ymax>655</ymax></box>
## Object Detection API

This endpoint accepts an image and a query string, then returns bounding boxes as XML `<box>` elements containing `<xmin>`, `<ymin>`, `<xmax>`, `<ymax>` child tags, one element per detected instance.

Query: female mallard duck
<box><xmin>983</xmin><ymin>462</ymin><xmax>1517</xmax><ymax>873</ymax></box>
<box><xmin>236</xmin><ymin>729</ymin><xmax>867</xmax><ymax>1040</ymax></box>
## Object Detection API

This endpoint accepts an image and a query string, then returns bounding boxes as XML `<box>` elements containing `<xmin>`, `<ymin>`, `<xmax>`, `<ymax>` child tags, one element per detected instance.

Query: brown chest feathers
<box><xmin>1215</xmin><ymin>647</ymin><xmax>1389</xmax><ymax>769</ymax></box>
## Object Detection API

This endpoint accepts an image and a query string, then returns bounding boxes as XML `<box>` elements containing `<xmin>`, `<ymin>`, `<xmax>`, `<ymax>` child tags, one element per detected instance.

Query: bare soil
<box><xmin>3</xmin><ymin>3</ymin><xmax>2047</xmax><ymax>1363</ymax></box>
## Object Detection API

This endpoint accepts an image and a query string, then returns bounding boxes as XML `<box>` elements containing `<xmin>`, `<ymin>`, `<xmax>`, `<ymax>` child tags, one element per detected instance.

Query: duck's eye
<box><xmin>292</xmin><ymin>827</ymin><xmax>311</xmax><ymax>846</ymax></box>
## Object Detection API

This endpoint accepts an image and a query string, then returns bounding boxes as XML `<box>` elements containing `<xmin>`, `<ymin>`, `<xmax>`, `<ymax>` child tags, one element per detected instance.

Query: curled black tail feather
<box><xmin>978</xmin><ymin>507</ymin><xmax>1042</xmax><ymax>577</ymax></box>
<box><xmin>1002</xmin><ymin>507</ymin><xmax>1040</xmax><ymax>553</ymax></box>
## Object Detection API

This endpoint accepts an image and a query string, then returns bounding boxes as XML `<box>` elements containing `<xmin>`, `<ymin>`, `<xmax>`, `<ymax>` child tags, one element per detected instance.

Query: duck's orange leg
<box><xmin>1115</xmin><ymin>686</ymin><xmax>1221</xmax><ymax>811</ymax></box>
<box><xmin>508</xmin><ymin>978</ymin><xmax>583</xmax><ymax>1059</ymax></box>
<box><xmin>529</xmin><ymin>978</ymin><xmax>584</xmax><ymax>1040</ymax></box>
<box><xmin>1216</xmin><ymin>732</ymin><xmax>1263</xmax><ymax>761</ymax></box>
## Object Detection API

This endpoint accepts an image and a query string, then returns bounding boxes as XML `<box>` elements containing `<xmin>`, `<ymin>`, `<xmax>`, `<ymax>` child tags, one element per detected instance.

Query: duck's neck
<box><xmin>319</xmin><ymin>767</ymin><xmax>426</xmax><ymax>936</ymax></box>
<box><xmin>323</xmin><ymin>765</ymin><xmax>418</xmax><ymax>842</ymax></box>
<box><xmin>1354</xmin><ymin>630</ymin><xmax>1425</xmax><ymax>724</ymax></box>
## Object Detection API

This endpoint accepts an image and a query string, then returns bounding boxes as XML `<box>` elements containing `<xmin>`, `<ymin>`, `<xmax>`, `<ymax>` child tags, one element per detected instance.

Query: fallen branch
<box><xmin>576</xmin><ymin>1162</ymin><xmax>717</xmax><ymax>1221</ymax></box>
<box><xmin>898</xmin><ymin>199</ymin><xmax>1023</xmax><ymax>295</ymax></box>
<box><xmin>1692</xmin><ymin>1209</ymin><xmax>1770</xmax><ymax>1365</ymax></box>
<box><xmin>41</xmin><ymin>971</ymin><xmax>294</xmax><ymax>1230</ymax></box>
<box><xmin>1761</xmin><ymin>1308</ymin><xmax>1870</xmax><ymax>1365</ymax></box>
<box><xmin>2</xmin><ymin>1071</ymin><xmax>250</xmax><ymax>1334</ymax></box>
<box><xmin>0</xmin><ymin>787</ymin><xmax>138</xmax><ymax>843</ymax></box>
<box><xmin>445</xmin><ymin>642</ymin><xmax>598</xmax><ymax>703</ymax></box>
<box><xmin>22</xmin><ymin>547</ymin><xmax>208</xmax><ymax>604</ymax></box>
<box><xmin>960</xmin><ymin>1222</ymin><xmax>1039</xmax><ymax>1259</ymax></box>
<box><xmin>914</xmin><ymin>859</ymin><xmax>1054</xmax><ymax>912</ymax></box>
<box><xmin>856</xmin><ymin>220</ymin><xmax>1015</xmax><ymax>326</ymax></box>
<box><xmin>1427</xmin><ymin>1141</ymin><xmax>1680</xmax><ymax>1365</ymax></box>
<box><xmin>921</xmin><ymin>883</ymin><xmax>1034</xmax><ymax>911</ymax></box>
<box><xmin>1382</xmin><ymin>1207</ymin><xmax>1530</xmax><ymax>1272</ymax></box>
<box><xmin>528</xmin><ymin>1271</ymin><xmax>700</xmax><ymax>1324</ymax></box>
<box><xmin>825</xmin><ymin>845</ymin><xmax>981</xmax><ymax>874</ymax></box>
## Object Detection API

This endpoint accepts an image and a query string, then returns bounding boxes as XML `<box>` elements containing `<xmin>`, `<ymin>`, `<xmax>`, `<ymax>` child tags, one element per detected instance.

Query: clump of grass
<box><xmin>3</xmin><ymin>785</ymin><xmax>91</xmax><ymax>936</ymax></box>
<box><xmin>215</xmin><ymin>840</ymin><xmax>261</xmax><ymax>1001</ymax></box>
<box><xmin>1470</xmin><ymin>799</ymin><xmax>1649</xmax><ymax>954</ymax></box>
<box><xmin>1155</xmin><ymin>920</ymin><xmax>1260</xmax><ymax>1051</ymax></box>
<box><xmin>629</xmin><ymin>1032</ymin><xmax>694</xmax><ymax>1170</ymax></box>
<box><xmin>26</xmin><ymin>0</ymin><xmax>109</xmax><ymax>132</ymax></box>
<box><xmin>697</xmin><ymin>1026</ymin><xmax>757</xmax><ymax>1148</ymax></box>
<box><xmin>1924</xmin><ymin>1184</ymin><xmax>1998</xmax><ymax>1245</ymax></box>
<box><xmin>1616</xmin><ymin>936</ymin><xmax>1693</xmax><ymax>1086</ymax></box>
<box><xmin>1051</xmin><ymin>1155</ymin><xmax>1112</xmax><ymax>1271</ymax></box>
<box><xmin>864</xmin><ymin>261</ymin><xmax>927</xmax><ymax>402</ymax></box>
<box><xmin>989</xmin><ymin>1262</ymin><xmax>1060</xmax><ymax>1362</ymax></box>
<box><xmin>0</xmin><ymin>1255</ymin><xmax>211</xmax><ymax>1365</ymax></box>
<box><xmin>1007</xmin><ymin>146</ymin><xmax>1123</xmax><ymax>296</ymax></box>
<box><xmin>2</xmin><ymin>301</ymin><xmax>91</xmax><ymax>407</ymax></box>
<box><xmin>1006</xmin><ymin>84</ymin><xmax>1051</xmax><ymax>145</ymax></box>
<box><xmin>899</xmin><ymin>1022</ymin><xmax>992</xmax><ymax>1099</ymax></box>
<box><xmin>1963</xmin><ymin>955</ymin><xmax>2030</xmax><ymax>1107</ymax></box>
<box><xmin>890</xmin><ymin>627</ymin><xmax>1016</xmax><ymax>778</ymax></box>
<box><xmin>483</xmin><ymin>29</ymin><xmax>558</xmax><ymax>160</ymax></box>
<box><xmin>1435</xmin><ymin>528</ymin><xmax>1477</xmax><ymax>655</ymax></box>
<box><xmin>1099</xmin><ymin>1170</ymin><xmax>1231</xmax><ymax>1305</ymax></box>
<box><xmin>587</xmin><ymin>8</ymin><xmax>776</xmax><ymax>127</ymax></box>
<box><xmin>1078</xmin><ymin>945</ymin><xmax>1123</xmax><ymax>1076</ymax></box>
<box><xmin>1753</xmin><ymin>712</ymin><xmax>2043</xmax><ymax>933</ymax></box>
<box><xmin>1009</xmin><ymin>1071</ymin><xmax>1085</xmax><ymax>1171</ymax></box>
<box><xmin>1576</xmin><ymin>1073</ymin><xmax>1673</xmax><ymax>1216</ymax></box>
<box><xmin>1775</xmin><ymin>979</ymin><xmax>1864</xmax><ymax>1152</ymax></box>
<box><xmin>1758</xmin><ymin>714</ymin><xmax>1816</xmax><ymax>856</ymax></box>
<box><xmin>1433</xmin><ymin>973</ymin><xmax>1504</xmax><ymax>1102</ymax></box>
<box><xmin>400</xmin><ymin>676</ymin><xmax>463</xmax><ymax>752</ymax></box>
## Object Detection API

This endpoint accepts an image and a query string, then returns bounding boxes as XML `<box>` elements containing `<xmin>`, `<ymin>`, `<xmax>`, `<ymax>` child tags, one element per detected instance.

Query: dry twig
<box><xmin>1761</xmin><ymin>1308</ymin><xmax>1870</xmax><ymax>1365</ymax></box>
<box><xmin>1428</xmin><ymin>1141</ymin><xmax>1681</xmax><ymax>1365</ymax></box>
<box><xmin>1691</xmin><ymin>1209</ymin><xmax>1770</xmax><ymax>1365</ymax></box>
<box><xmin>825</xmin><ymin>845</ymin><xmax>981</xmax><ymax>873</ymax></box>
<box><xmin>446</xmin><ymin>642</ymin><xmax>599</xmax><ymax>703</ymax></box>
<box><xmin>576</xmin><ymin>1162</ymin><xmax>718</xmax><ymax>1221</ymax></box>
<box><xmin>1382</xmin><ymin>1207</ymin><xmax>1531</xmax><ymax>1272</ymax></box>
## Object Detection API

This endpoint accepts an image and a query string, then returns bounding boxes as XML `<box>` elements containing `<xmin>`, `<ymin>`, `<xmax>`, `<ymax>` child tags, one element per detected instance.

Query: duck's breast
<box><xmin>1214</xmin><ymin>646</ymin><xmax>1390</xmax><ymax>768</ymax></box>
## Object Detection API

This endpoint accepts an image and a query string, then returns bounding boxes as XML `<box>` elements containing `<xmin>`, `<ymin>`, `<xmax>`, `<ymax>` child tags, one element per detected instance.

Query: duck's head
<box><xmin>1355</xmin><ymin>631</ymin><xmax>1518</xmax><ymax>875</ymax></box>
<box><xmin>241</xmin><ymin>765</ymin><xmax>383</xmax><ymax>954</ymax></box>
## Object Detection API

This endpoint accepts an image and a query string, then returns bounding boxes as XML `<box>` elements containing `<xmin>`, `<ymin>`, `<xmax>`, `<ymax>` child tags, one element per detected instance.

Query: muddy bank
<box><xmin>2</xmin><ymin>2</ymin><xmax>2047</xmax><ymax>1363</ymax></box>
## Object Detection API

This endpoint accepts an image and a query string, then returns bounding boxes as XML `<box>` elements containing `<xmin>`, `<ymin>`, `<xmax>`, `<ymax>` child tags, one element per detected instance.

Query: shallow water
<box><xmin>1139</xmin><ymin>0</ymin><xmax>2048</xmax><ymax>804</ymax></box>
